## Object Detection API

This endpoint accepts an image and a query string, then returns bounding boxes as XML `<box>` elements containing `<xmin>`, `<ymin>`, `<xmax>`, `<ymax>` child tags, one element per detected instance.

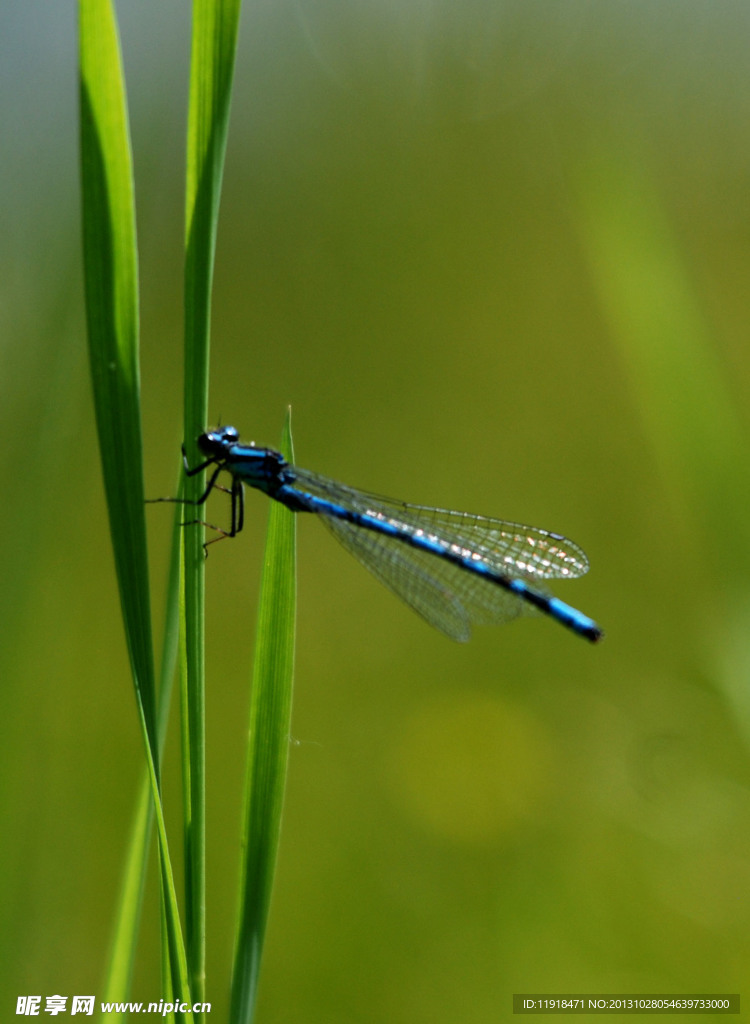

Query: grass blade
<box><xmin>230</xmin><ymin>411</ymin><xmax>297</xmax><ymax>1024</ymax></box>
<box><xmin>101</xmin><ymin>490</ymin><xmax>184</xmax><ymax>1016</ymax></box>
<box><xmin>182</xmin><ymin>0</ymin><xmax>242</xmax><ymax>1008</ymax></box>
<box><xmin>79</xmin><ymin>1</ymin><xmax>192</xmax><ymax>1016</ymax></box>
<box><xmin>79</xmin><ymin>0</ymin><xmax>154</xmax><ymax>741</ymax></box>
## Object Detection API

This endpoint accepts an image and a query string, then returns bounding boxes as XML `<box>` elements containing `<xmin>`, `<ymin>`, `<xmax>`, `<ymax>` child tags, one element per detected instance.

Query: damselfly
<box><xmin>157</xmin><ymin>426</ymin><xmax>603</xmax><ymax>643</ymax></box>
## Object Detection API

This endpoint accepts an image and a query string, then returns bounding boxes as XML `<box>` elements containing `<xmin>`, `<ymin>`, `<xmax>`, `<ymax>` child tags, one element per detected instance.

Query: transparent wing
<box><xmin>288</xmin><ymin>466</ymin><xmax>588</xmax><ymax>641</ymax></box>
<box><xmin>291</xmin><ymin>467</ymin><xmax>589</xmax><ymax>581</ymax></box>
<box><xmin>320</xmin><ymin>512</ymin><xmax>538</xmax><ymax>642</ymax></box>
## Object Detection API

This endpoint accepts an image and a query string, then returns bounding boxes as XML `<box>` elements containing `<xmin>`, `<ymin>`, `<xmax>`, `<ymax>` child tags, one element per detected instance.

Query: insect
<box><xmin>156</xmin><ymin>426</ymin><xmax>603</xmax><ymax>643</ymax></box>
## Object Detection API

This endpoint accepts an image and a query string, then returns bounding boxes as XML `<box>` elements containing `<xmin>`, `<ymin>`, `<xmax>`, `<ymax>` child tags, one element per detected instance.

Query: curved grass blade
<box><xmin>101</xmin><ymin>485</ymin><xmax>184</xmax><ymax>1016</ymax></box>
<box><xmin>79</xmin><ymin>0</ymin><xmax>191</xmax><ymax>1017</ymax></box>
<box><xmin>230</xmin><ymin>411</ymin><xmax>297</xmax><ymax>1024</ymax></box>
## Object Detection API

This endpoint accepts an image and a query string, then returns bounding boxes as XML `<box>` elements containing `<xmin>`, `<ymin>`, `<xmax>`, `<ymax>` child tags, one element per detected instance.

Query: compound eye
<box><xmin>222</xmin><ymin>425</ymin><xmax>239</xmax><ymax>443</ymax></box>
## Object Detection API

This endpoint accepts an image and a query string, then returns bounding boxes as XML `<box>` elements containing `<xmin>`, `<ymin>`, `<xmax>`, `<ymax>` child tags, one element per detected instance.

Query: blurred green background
<box><xmin>2</xmin><ymin>2</ymin><xmax>750</xmax><ymax>1020</ymax></box>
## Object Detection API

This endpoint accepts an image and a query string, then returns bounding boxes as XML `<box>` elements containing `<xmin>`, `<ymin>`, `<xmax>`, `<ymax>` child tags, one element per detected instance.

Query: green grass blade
<box><xmin>230</xmin><ymin>411</ymin><xmax>297</xmax><ymax>1024</ymax></box>
<box><xmin>182</xmin><ymin>0</ymin><xmax>242</xmax><ymax>1008</ymax></box>
<box><xmin>79</xmin><ymin>2</ymin><xmax>192</xmax><ymax>1017</ymax></box>
<box><xmin>101</xmin><ymin>490</ymin><xmax>184</xmax><ymax>1017</ymax></box>
<box><xmin>185</xmin><ymin>0</ymin><xmax>242</xmax><ymax>439</ymax></box>
<box><xmin>79</xmin><ymin>0</ymin><xmax>155</xmax><ymax>743</ymax></box>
